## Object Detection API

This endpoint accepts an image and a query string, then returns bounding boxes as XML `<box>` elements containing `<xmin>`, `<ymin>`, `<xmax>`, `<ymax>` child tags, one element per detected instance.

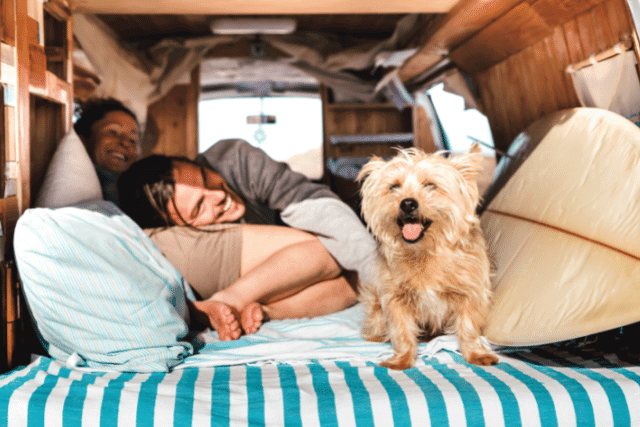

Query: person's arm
<box><xmin>196</xmin><ymin>139</ymin><xmax>337</xmax><ymax>209</ymax></box>
<box><xmin>197</xmin><ymin>139</ymin><xmax>378</xmax><ymax>284</ymax></box>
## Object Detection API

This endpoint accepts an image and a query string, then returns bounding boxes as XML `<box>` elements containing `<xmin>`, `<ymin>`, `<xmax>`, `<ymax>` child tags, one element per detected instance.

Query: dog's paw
<box><xmin>363</xmin><ymin>333</ymin><xmax>387</xmax><ymax>343</ymax></box>
<box><xmin>379</xmin><ymin>353</ymin><xmax>415</xmax><ymax>370</ymax></box>
<box><xmin>466</xmin><ymin>351</ymin><xmax>499</xmax><ymax>366</ymax></box>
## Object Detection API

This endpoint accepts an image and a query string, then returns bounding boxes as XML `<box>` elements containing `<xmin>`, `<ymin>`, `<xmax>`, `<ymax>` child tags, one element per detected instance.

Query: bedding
<box><xmin>8</xmin><ymin>106</ymin><xmax>640</xmax><ymax>426</ymax></box>
<box><xmin>14</xmin><ymin>201</ymin><xmax>193</xmax><ymax>372</ymax></box>
<box><xmin>2</xmin><ymin>306</ymin><xmax>640</xmax><ymax>427</ymax></box>
<box><xmin>34</xmin><ymin>129</ymin><xmax>103</xmax><ymax>208</ymax></box>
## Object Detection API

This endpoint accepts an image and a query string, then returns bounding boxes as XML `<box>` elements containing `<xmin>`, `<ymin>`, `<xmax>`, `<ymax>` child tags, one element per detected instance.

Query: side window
<box><xmin>426</xmin><ymin>83</ymin><xmax>495</xmax><ymax>156</ymax></box>
<box><xmin>422</xmin><ymin>81</ymin><xmax>497</xmax><ymax>196</ymax></box>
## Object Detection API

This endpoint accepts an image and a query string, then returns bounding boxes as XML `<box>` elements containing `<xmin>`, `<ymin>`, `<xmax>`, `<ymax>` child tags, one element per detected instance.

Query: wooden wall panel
<box><xmin>145</xmin><ymin>66</ymin><xmax>199</xmax><ymax>159</ymax></box>
<box><xmin>449</xmin><ymin>0</ymin><xmax>614</xmax><ymax>74</ymax></box>
<box><xmin>450</xmin><ymin>3</ymin><xmax>555</xmax><ymax>73</ymax></box>
<box><xmin>474</xmin><ymin>0</ymin><xmax>632</xmax><ymax>153</ymax></box>
<box><xmin>399</xmin><ymin>0</ymin><xmax>522</xmax><ymax>82</ymax></box>
<box><xmin>29</xmin><ymin>96</ymin><xmax>64</xmax><ymax>205</ymax></box>
<box><xmin>2</xmin><ymin>0</ymin><xmax>16</xmax><ymax>45</ymax></box>
<box><xmin>531</xmin><ymin>0</ymin><xmax>604</xmax><ymax>27</ymax></box>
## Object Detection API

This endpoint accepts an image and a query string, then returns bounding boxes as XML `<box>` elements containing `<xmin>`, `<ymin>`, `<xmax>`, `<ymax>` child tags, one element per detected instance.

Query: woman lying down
<box><xmin>118</xmin><ymin>139</ymin><xmax>378</xmax><ymax>341</ymax></box>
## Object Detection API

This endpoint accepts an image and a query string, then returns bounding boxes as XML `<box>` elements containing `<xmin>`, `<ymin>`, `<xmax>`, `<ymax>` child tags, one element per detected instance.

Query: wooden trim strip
<box><xmin>565</xmin><ymin>37</ymin><xmax>633</xmax><ymax>73</ymax></box>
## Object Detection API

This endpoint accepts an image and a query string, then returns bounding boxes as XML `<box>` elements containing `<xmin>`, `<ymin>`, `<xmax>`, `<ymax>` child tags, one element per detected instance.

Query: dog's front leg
<box><xmin>379</xmin><ymin>298</ymin><xmax>420</xmax><ymax>370</ymax></box>
<box><xmin>360</xmin><ymin>285</ymin><xmax>388</xmax><ymax>343</ymax></box>
<box><xmin>457</xmin><ymin>300</ymin><xmax>498</xmax><ymax>366</ymax></box>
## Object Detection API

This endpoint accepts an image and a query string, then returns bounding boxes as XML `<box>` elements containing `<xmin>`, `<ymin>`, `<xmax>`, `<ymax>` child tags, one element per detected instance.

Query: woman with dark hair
<box><xmin>74</xmin><ymin>98</ymin><xmax>140</xmax><ymax>205</ymax></box>
<box><xmin>118</xmin><ymin>139</ymin><xmax>378</xmax><ymax>340</ymax></box>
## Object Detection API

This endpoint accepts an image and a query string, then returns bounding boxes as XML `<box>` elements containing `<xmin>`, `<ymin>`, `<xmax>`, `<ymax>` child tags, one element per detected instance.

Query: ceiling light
<box><xmin>210</xmin><ymin>18</ymin><xmax>297</xmax><ymax>35</ymax></box>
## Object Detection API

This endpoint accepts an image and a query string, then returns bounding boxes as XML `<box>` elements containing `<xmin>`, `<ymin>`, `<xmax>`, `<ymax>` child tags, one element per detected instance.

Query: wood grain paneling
<box><xmin>146</xmin><ymin>66</ymin><xmax>200</xmax><ymax>159</ymax></box>
<box><xmin>399</xmin><ymin>0</ymin><xmax>523</xmax><ymax>82</ymax></box>
<box><xmin>73</xmin><ymin>0</ymin><xmax>459</xmax><ymax>15</ymax></box>
<box><xmin>532</xmin><ymin>0</ymin><xmax>604</xmax><ymax>27</ymax></box>
<box><xmin>444</xmin><ymin>0</ymin><xmax>613</xmax><ymax>74</ymax></box>
<box><xmin>450</xmin><ymin>3</ymin><xmax>555</xmax><ymax>74</ymax></box>
<box><xmin>474</xmin><ymin>0</ymin><xmax>632</xmax><ymax>153</ymax></box>
<box><xmin>2</xmin><ymin>0</ymin><xmax>16</xmax><ymax>45</ymax></box>
<box><xmin>29</xmin><ymin>96</ymin><xmax>64</xmax><ymax>205</ymax></box>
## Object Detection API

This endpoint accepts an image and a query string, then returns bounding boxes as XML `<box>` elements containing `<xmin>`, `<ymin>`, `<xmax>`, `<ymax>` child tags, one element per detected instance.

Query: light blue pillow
<box><xmin>14</xmin><ymin>201</ymin><xmax>193</xmax><ymax>372</ymax></box>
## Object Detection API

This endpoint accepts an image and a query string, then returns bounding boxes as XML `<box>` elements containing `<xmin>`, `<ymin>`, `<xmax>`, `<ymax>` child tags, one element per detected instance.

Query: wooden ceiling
<box><xmin>73</xmin><ymin>0</ymin><xmax>461</xmax><ymax>48</ymax></box>
<box><xmin>95</xmin><ymin>14</ymin><xmax>418</xmax><ymax>47</ymax></box>
<box><xmin>73</xmin><ymin>0</ymin><xmax>460</xmax><ymax>15</ymax></box>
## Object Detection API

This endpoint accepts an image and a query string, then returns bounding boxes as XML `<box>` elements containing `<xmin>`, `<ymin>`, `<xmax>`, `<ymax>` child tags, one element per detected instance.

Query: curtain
<box><xmin>568</xmin><ymin>48</ymin><xmax>640</xmax><ymax>127</ymax></box>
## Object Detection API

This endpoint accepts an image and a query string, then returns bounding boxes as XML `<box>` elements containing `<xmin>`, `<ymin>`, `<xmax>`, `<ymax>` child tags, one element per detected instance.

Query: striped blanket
<box><xmin>2</xmin><ymin>306</ymin><xmax>640</xmax><ymax>426</ymax></box>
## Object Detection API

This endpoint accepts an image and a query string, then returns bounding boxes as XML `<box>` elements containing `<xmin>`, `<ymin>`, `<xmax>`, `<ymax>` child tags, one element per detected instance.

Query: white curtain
<box><xmin>568</xmin><ymin>49</ymin><xmax>640</xmax><ymax>127</ymax></box>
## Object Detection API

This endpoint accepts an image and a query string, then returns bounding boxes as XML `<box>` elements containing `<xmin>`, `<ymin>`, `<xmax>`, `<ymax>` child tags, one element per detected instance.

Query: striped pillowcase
<box><xmin>14</xmin><ymin>201</ymin><xmax>193</xmax><ymax>372</ymax></box>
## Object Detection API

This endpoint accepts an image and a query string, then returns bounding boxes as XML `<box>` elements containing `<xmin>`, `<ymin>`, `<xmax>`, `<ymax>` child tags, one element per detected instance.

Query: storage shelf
<box><xmin>327</xmin><ymin>102</ymin><xmax>406</xmax><ymax>111</ymax></box>
<box><xmin>29</xmin><ymin>71</ymin><xmax>71</xmax><ymax>104</ymax></box>
<box><xmin>330</xmin><ymin>133</ymin><xmax>414</xmax><ymax>145</ymax></box>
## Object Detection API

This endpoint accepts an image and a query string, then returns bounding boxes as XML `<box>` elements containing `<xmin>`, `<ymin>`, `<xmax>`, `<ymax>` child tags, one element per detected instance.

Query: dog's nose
<box><xmin>400</xmin><ymin>198</ymin><xmax>418</xmax><ymax>214</ymax></box>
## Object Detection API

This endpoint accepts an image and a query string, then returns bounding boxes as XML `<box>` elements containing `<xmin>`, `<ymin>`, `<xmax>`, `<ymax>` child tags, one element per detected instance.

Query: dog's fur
<box><xmin>357</xmin><ymin>144</ymin><xmax>498</xmax><ymax>370</ymax></box>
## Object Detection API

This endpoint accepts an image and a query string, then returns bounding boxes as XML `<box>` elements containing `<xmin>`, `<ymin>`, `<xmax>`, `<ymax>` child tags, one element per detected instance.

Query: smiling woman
<box><xmin>74</xmin><ymin>98</ymin><xmax>141</xmax><ymax>205</ymax></box>
<box><xmin>169</xmin><ymin>160</ymin><xmax>246</xmax><ymax>225</ymax></box>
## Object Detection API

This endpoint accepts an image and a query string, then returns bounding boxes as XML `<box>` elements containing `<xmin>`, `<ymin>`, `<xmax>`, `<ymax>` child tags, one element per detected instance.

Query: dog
<box><xmin>356</xmin><ymin>144</ymin><xmax>498</xmax><ymax>370</ymax></box>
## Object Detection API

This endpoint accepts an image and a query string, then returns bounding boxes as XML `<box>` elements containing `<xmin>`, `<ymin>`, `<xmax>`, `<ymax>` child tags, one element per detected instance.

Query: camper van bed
<box><xmin>3</xmin><ymin>106</ymin><xmax>640</xmax><ymax>426</ymax></box>
<box><xmin>2</xmin><ymin>309</ymin><xmax>640</xmax><ymax>427</ymax></box>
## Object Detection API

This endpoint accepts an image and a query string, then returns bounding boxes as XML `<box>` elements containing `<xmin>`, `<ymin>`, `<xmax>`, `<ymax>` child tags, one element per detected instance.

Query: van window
<box><xmin>425</xmin><ymin>83</ymin><xmax>495</xmax><ymax>156</ymax></box>
<box><xmin>199</xmin><ymin>97</ymin><xmax>323</xmax><ymax>180</ymax></box>
<box><xmin>422</xmin><ymin>82</ymin><xmax>497</xmax><ymax>195</ymax></box>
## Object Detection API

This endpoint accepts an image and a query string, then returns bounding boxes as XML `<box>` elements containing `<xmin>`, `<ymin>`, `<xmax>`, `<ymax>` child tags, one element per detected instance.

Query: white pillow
<box><xmin>34</xmin><ymin>129</ymin><xmax>103</xmax><ymax>208</ymax></box>
<box><xmin>14</xmin><ymin>201</ymin><xmax>193</xmax><ymax>372</ymax></box>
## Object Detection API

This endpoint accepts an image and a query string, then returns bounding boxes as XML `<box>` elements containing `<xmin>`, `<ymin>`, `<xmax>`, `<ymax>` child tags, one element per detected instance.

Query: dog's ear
<box><xmin>451</xmin><ymin>143</ymin><xmax>483</xmax><ymax>183</ymax></box>
<box><xmin>356</xmin><ymin>156</ymin><xmax>386</xmax><ymax>182</ymax></box>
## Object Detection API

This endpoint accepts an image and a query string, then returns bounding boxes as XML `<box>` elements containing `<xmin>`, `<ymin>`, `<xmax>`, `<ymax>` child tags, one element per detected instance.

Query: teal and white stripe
<box><xmin>3</xmin><ymin>347</ymin><xmax>640</xmax><ymax>427</ymax></box>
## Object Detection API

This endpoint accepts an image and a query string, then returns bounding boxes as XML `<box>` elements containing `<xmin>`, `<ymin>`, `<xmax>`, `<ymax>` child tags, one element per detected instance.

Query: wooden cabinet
<box><xmin>321</xmin><ymin>85</ymin><xmax>437</xmax><ymax>164</ymax></box>
<box><xmin>1</xmin><ymin>0</ymin><xmax>73</xmax><ymax>373</ymax></box>
<box><xmin>322</xmin><ymin>86</ymin><xmax>413</xmax><ymax>163</ymax></box>
<box><xmin>320</xmin><ymin>86</ymin><xmax>437</xmax><ymax>210</ymax></box>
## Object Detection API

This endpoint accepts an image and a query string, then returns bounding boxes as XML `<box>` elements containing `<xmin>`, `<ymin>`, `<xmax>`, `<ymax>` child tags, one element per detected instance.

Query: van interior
<box><xmin>2</xmin><ymin>0</ymin><xmax>640</xmax><ymax>424</ymax></box>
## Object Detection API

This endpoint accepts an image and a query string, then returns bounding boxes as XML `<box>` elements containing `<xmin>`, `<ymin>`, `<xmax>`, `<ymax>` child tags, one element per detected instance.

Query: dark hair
<box><xmin>74</xmin><ymin>98</ymin><xmax>139</xmax><ymax>153</ymax></box>
<box><xmin>118</xmin><ymin>154</ymin><xmax>197</xmax><ymax>229</ymax></box>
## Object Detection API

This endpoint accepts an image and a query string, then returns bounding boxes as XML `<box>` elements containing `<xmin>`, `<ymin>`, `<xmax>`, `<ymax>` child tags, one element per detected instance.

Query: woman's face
<box><xmin>168</xmin><ymin>161</ymin><xmax>246</xmax><ymax>226</ymax></box>
<box><xmin>89</xmin><ymin>110</ymin><xmax>140</xmax><ymax>174</ymax></box>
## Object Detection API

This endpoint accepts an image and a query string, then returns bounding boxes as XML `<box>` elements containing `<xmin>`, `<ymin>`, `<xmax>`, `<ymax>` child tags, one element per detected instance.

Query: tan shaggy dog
<box><xmin>357</xmin><ymin>144</ymin><xmax>498</xmax><ymax>370</ymax></box>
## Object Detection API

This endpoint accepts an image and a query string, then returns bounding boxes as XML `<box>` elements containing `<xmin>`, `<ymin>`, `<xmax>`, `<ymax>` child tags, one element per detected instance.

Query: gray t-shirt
<box><xmin>195</xmin><ymin>139</ymin><xmax>378</xmax><ymax>284</ymax></box>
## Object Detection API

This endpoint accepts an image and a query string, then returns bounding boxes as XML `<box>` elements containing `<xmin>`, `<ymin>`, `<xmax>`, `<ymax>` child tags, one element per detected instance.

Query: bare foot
<box><xmin>190</xmin><ymin>300</ymin><xmax>242</xmax><ymax>341</ymax></box>
<box><xmin>240</xmin><ymin>302</ymin><xmax>266</xmax><ymax>334</ymax></box>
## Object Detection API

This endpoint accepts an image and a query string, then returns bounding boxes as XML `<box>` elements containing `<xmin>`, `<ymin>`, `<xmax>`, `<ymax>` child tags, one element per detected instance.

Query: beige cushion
<box><xmin>482</xmin><ymin>108</ymin><xmax>640</xmax><ymax>346</ymax></box>
<box><xmin>34</xmin><ymin>129</ymin><xmax>102</xmax><ymax>208</ymax></box>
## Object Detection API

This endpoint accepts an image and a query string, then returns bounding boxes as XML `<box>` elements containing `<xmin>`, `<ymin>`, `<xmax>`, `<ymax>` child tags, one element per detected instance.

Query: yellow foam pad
<box><xmin>482</xmin><ymin>108</ymin><xmax>640</xmax><ymax>346</ymax></box>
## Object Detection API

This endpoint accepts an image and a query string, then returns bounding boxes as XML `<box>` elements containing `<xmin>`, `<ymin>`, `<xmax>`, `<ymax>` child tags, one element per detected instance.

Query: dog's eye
<box><xmin>424</xmin><ymin>183</ymin><xmax>436</xmax><ymax>190</ymax></box>
<box><xmin>389</xmin><ymin>184</ymin><xmax>400</xmax><ymax>191</ymax></box>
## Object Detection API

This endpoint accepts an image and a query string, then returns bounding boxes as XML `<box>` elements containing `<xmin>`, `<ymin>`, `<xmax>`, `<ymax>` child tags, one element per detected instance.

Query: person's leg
<box><xmin>187</xmin><ymin>299</ymin><xmax>242</xmax><ymax>341</ymax></box>
<box><xmin>209</xmin><ymin>224</ymin><xmax>355</xmax><ymax>334</ymax></box>
<box><xmin>147</xmin><ymin>224</ymin><xmax>245</xmax><ymax>340</ymax></box>
<box><xmin>262</xmin><ymin>271</ymin><xmax>358</xmax><ymax>320</ymax></box>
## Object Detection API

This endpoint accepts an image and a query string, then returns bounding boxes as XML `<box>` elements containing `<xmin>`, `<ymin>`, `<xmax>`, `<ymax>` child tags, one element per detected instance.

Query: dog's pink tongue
<box><xmin>402</xmin><ymin>223</ymin><xmax>423</xmax><ymax>241</ymax></box>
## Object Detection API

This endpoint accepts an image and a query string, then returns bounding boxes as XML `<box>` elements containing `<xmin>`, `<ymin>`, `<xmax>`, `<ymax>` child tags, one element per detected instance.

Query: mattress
<box><xmin>2</xmin><ymin>305</ymin><xmax>639</xmax><ymax>427</ymax></box>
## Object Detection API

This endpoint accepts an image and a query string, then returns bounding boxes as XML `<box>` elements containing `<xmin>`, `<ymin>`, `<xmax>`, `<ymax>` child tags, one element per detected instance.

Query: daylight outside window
<box><xmin>199</xmin><ymin>96</ymin><xmax>323</xmax><ymax>180</ymax></box>
<box><xmin>426</xmin><ymin>83</ymin><xmax>495</xmax><ymax>156</ymax></box>
<box><xmin>424</xmin><ymin>82</ymin><xmax>497</xmax><ymax>195</ymax></box>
